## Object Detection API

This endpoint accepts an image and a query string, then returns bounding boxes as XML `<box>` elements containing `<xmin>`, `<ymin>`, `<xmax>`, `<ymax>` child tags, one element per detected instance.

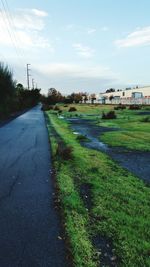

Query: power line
<box><xmin>0</xmin><ymin>1</ymin><xmax>29</xmax><ymax>84</ymax></box>
<box><xmin>0</xmin><ymin>0</ymin><xmax>24</xmax><ymax>67</ymax></box>
<box><xmin>2</xmin><ymin>0</ymin><xmax>27</xmax><ymax>60</ymax></box>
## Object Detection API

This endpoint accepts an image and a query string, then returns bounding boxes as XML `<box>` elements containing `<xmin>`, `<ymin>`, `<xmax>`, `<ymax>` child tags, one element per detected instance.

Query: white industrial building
<box><xmin>84</xmin><ymin>86</ymin><xmax>150</xmax><ymax>105</ymax></box>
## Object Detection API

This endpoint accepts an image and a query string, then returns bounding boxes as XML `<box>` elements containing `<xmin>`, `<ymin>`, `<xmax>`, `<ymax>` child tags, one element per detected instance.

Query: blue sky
<box><xmin>1</xmin><ymin>0</ymin><xmax>150</xmax><ymax>94</ymax></box>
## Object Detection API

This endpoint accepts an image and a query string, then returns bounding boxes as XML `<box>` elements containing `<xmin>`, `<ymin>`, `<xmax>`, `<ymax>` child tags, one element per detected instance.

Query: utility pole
<box><xmin>32</xmin><ymin>78</ymin><xmax>35</xmax><ymax>89</ymax></box>
<box><xmin>27</xmin><ymin>64</ymin><xmax>31</xmax><ymax>89</ymax></box>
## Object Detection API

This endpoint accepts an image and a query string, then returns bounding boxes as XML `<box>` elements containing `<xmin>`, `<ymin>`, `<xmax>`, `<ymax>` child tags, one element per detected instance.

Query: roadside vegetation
<box><xmin>46</xmin><ymin>105</ymin><xmax>150</xmax><ymax>267</ymax></box>
<box><xmin>48</xmin><ymin>103</ymin><xmax>150</xmax><ymax>152</ymax></box>
<box><xmin>0</xmin><ymin>62</ymin><xmax>41</xmax><ymax>120</ymax></box>
<box><xmin>98</xmin><ymin>106</ymin><xmax>150</xmax><ymax>151</ymax></box>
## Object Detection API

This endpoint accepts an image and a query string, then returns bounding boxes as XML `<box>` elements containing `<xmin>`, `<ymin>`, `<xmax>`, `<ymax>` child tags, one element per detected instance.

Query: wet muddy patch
<box><xmin>68</xmin><ymin>118</ymin><xmax>150</xmax><ymax>184</ymax></box>
<box><xmin>138</xmin><ymin>111</ymin><xmax>150</xmax><ymax>115</ymax></box>
<box><xmin>80</xmin><ymin>183</ymin><xmax>92</xmax><ymax>210</ymax></box>
<box><xmin>93</xmin><ymin>235</ymin><xmax>118</xmax><ymax>267</ymax></box>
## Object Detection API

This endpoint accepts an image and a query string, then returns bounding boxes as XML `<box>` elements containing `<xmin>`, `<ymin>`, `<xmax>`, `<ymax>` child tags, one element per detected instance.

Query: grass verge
<box><xmin>46</xmin><ymin>111</ymin><xmax>150</xmax><ymax>267</ymax></box>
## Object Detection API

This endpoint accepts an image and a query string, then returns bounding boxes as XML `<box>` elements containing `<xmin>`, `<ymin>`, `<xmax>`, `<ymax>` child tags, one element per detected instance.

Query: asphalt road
<box><xmin>0</xmin><ymin>106</ymin><xmax>68</xmax><ymax>267</ymax></box>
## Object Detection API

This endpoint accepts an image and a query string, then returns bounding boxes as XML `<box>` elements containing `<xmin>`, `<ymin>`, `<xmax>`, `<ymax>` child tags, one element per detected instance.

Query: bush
<box><xmin>56</xmin><ymin>141</ymin><xmax>73</xmax><ymax>160</ymax></box>
<box><xmin>143</xmin><ymin>106</ymin><xmax>150</xmax><ymax>110</ymax></box>
<box><xmin>114</xmin><ymin>104</ymin><xmax>126</xmax><ymax>110</ymax></box>
<box><xmin>54</xmin><ymin>105</ymin><xmax>60</xmax><ymax>111</ymax></box>
<box><xmin>76</xmin><ymin>134</ymin><xmax>88</xmax><ymax>142</ymax></box>
<box><xmin>129</xmin><ymin>105</ymin><xmax>141</xmax><ymax>110</ymax></box>
<box><xmin>102</xmin><ymin>111</ymin><xmax>117</xmax><ymax>119</ymax></box>
<box><xmin>41</xmin><ymin>104</ymin><xmax>53</xmax><ymax>111</ymax></box>
<box><xmin>141</xmin><ymin>116</ymin><xmax>150</xmax><ymax>122</ymax></box>
<box><xmin>68</xmin><ymin>107</ymin><xmax>77</xmax><ymax>112</ymax></box>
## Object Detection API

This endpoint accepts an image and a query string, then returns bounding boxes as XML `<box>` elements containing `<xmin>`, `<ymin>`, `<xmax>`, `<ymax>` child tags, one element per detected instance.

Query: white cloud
<box><xmin>87</xmin><ymin>28</ymin><xmax>96</xmax><ymax>34</ymax></box>
<box><xmin>31</xmin><ymin>9</ymin><xmax>48</xmax><ymax>17</ymax></box>
<box><xmin>0</xmin><ymin>9</ymin><xmax>53</xmax><ymax>51</ymax></box>
<box><xmin>35</xmin><ymin>62</ymin><xmax>115</xmax><ymax>79</ymax></box>
<box><xmin>116</xmin><ymin>26</ymin><xmax>150</xmax><ymax>47</ymax></box>
<box><xmin>13</xmin><ymin>8</ymin><xmax>48</xmax><ymax>30</ymax></box>
<box><xmin>33</xmin><ymin>63</ymin><xmax>119</xmax><ymax>93</ymax></box>
<box><xmin>73</xmin><ymin>43</ymin><xmax>95</xmax><ymax>58</ymax></box>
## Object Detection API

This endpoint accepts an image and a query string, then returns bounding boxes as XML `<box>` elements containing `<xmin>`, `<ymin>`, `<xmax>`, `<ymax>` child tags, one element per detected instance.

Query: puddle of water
<box><xmin>58</xmin><ymin>116</ymin><xmax>64</xmax><ymax>119</ymax></box>
<box><xmin>80</xmin><ymin>183</ymin><xmax>92</xmax><ymax>210</ymax></box>
<box><xmin>68</xmin><ymin>118</ymin><xmax>150</xmax><ymax>184</ymax></box>
<box><xmin>138</xmin><ymin>111</ymin><xmax>150</xmax><ymax>115</ymax></box>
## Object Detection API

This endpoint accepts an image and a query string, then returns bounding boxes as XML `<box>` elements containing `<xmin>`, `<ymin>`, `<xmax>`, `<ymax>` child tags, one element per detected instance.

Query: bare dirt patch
<box><xmin>93</xmin><ymin>235</ymin><xmax>118</xmax><ymax>267</ymax></box>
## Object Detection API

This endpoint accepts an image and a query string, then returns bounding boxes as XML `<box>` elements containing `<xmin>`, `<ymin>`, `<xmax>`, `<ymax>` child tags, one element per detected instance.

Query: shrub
<box><xmin>129</xmin><ymin>105</ymin><xmax>141</xmax><ymax>110</ymax></box>
<box><xmin>56</xmin><ymin>141</ymin><xmax>73</xmax><ymax>160</ymax></box>
<box><xmin>68</xmin><ymin>107</ymin><xmax>77</xmax><ymax>112</ymax></box>
<box><xmin>114</xmin><ymin>104</ymin><xmax>126</xmax><ymax>110</ymax></box>
<box><xmin>76</xmin><ymin>134</ymin><xmax>88</xmax><ymax>142</ymax></box>
<box><xmin>41</xmin><ymin>104</ymin><xmax>53</xmax><ymax>111</ymax></box>
<box><xmin>102</xmin><ymin>111</ymin><xmax>117</xmax><ymax>119</ymax></box>
<box><xmin>141</xmin><ymin>116</ymin><xmax>150</xmax><ymax>122</ymax></box>
<box><xmin>54</xmin><ymin>105</ymin><xmax>60</xmax><ymax>111</ymax></box>
<box><xmin>143</xmin><ymin>106</ymin><xmax>150</xmax><ymax>110</ymax></box>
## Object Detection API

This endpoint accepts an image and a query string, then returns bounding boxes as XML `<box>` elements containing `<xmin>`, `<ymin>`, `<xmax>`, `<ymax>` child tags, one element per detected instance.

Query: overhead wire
<box><xmin>3</xmin><ymin>0</ymin><xmax>27</xmax><ymax>60</ymax></box>
<box><xmin>0</xmin><ymin>0</ymin><xmax>26</xmax><ymax>81</ymax></box>
<box><xmin>3</xmin><ymin>0</ymin><xmax>34</xmax><ymax>87</ymax></box>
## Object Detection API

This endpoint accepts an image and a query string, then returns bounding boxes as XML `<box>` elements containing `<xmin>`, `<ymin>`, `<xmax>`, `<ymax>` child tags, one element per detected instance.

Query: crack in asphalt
<box><xmin>7</xmin><ymin>135</ymin><xmax>38</xmax><ymax>170</ymax></box>
<box><xmin>0</xmin><ymin>173</ymin><xmax>20</xmax><ymax>204</ymax></box>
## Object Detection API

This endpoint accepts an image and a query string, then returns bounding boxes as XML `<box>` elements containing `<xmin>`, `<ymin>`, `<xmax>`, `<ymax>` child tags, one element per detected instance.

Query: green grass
<box><xmin>101</xmin><ymin>130</ymin><xmax>150</xmax><ymax>151</ymax></box>
<box><xmin>46</xmin><ymin>110</ymin><xmax>150</xmax><ymax>267</ymax></box>
<box><xmin>100</xmin><ymin>111</ymin><xmax>150</xmax><ymax>151</ymax></box>
<box><xmin>55</xmin><ymin>104</ymin><xmax>150</xmax><ymax>151</ymax></box>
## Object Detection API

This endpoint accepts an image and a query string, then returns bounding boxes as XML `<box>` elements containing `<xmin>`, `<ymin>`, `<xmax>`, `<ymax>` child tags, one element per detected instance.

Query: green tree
<box><xmin>0</xmin><ymin>62</ymin><xmax>16</xmax><ymax>117</ymax></box>
<box><xmin>48</xmin><ymin>88</ymin><xmax>64</xmax><ymax>104</ymax></box>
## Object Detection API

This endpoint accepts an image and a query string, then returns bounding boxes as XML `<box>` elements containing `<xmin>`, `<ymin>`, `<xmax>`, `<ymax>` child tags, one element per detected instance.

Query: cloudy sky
<box><xmin>0</xmin><ymin>0</ymin><xmax>150</xmax><ymax>94</ymax></box>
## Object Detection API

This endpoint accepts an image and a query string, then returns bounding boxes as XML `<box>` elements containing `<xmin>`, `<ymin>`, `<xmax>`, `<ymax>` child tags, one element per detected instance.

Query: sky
<box><xmin>0</xmin><ymin>0</ymin><xmax>150</xmax><ymax>95</ymax></box>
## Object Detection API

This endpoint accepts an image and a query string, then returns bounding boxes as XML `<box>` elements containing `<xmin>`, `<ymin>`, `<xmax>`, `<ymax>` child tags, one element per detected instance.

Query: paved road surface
<box><xmin>0</xmin><ymin>106</ymin><xmax>68</xmax><ymax>267</ymax></box>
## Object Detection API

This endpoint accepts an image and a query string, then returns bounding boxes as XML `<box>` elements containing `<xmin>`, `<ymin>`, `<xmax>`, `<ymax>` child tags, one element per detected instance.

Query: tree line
<box><xmin>0</xmin><ymin>61</ymin><xmax>99</xmax><ymax>120</ymax></box>
<box><xmin>0</xmin><ymin>63</ymin><xmax>41</xmax><ymax>120</ymax></box>
<box><xmin>41</xmin><ymin>88</ymin><xmax>90</xmax><ymax>107</ymax></box>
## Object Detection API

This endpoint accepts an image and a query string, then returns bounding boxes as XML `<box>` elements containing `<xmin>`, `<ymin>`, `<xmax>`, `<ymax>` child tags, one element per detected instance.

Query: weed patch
<box><xmin>68</xmin><ymin>107</ymin><xmax>77</xmax><ymax>112</ymax></box>
<box><xmin>102</xmin><ymin>111</ymin><xmax>117</xmax><ymax>119</ymax></box>
<box><xmin>141</xmin><ymin>116</ymin><xmax>150</xmax><ymax>123</ymax></box>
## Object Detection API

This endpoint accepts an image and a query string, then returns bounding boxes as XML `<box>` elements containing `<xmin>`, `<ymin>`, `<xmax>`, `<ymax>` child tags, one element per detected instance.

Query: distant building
<box><xmin>98</xmin><ymin>86</ymin><xmax>150</xmax><ymax>105</ymax></box>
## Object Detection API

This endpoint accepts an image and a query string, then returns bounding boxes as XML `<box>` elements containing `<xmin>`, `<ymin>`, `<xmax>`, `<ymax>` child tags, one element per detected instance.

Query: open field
<box><xmin>59</xmin><ymin>104</ymin><xmax>150</xmax><ymax>151</ymax></box>
<box><xmin>46</xmin><ymin>104</ymin><xmax>150</xmax><ymax>267</ymax></box>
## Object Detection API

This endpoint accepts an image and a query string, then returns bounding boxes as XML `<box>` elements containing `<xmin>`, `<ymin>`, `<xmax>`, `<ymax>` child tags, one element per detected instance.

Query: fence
<box><xmin>105</xmin><ymin>98</ymin><xmax>150</xmax><ymax>105</ymax></box>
